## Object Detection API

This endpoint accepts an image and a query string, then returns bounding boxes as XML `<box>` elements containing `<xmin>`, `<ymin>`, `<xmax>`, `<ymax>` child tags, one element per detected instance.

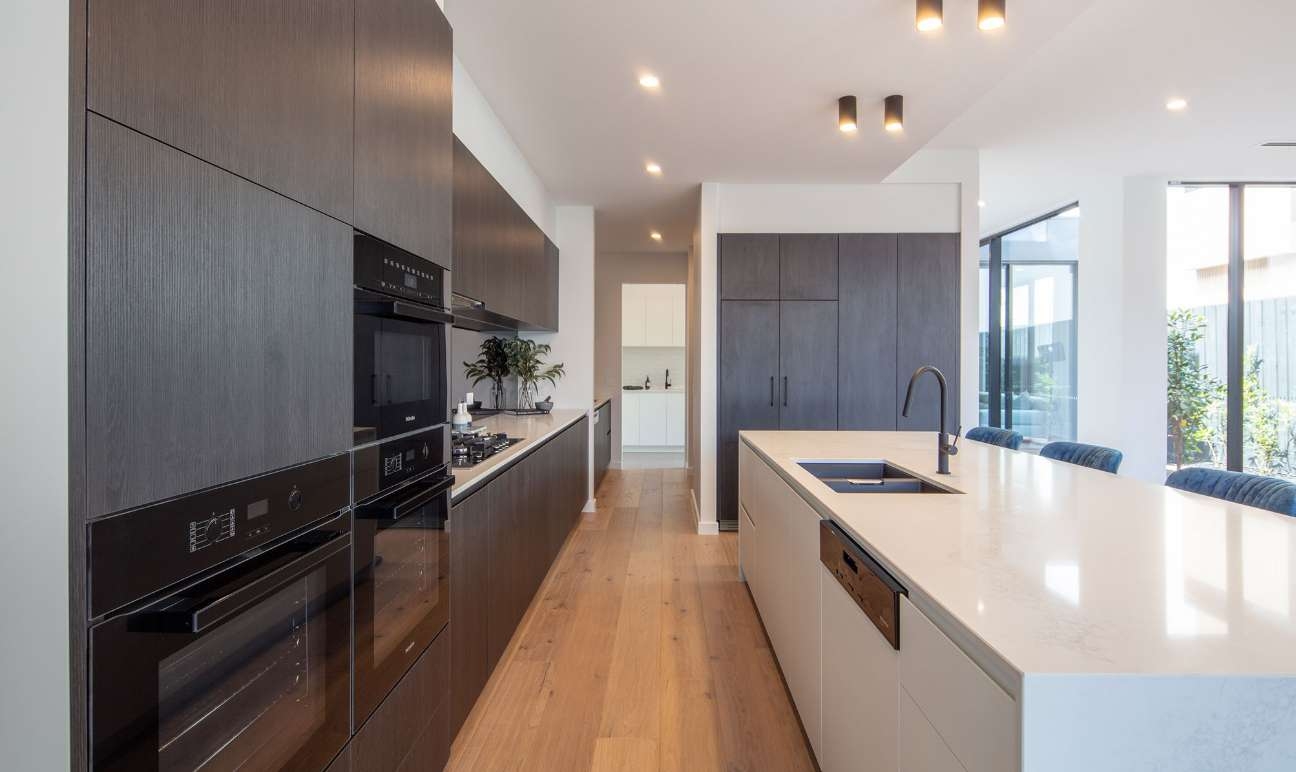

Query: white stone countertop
<box><xmin>741</xmin><ymin>430</ymin><xmax>1296</xmax><ymax>678</ymax></box>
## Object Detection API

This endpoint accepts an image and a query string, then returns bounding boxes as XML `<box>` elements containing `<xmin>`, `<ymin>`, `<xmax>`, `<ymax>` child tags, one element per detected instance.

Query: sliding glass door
<box><xmin>980</xmin><ymin>206</ymin><xmax>1079</xmax><ymax>447</ymax></box>
<box><xmin>1166</xmin><ymin>183</ymin><xmax>1296</xmax><ymax>479</ymax></box>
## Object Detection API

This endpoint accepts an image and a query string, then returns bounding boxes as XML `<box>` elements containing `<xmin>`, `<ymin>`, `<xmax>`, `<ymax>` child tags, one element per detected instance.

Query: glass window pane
<box><xmin>1242</xmin><ymin>185</ymin><xmax>1296</xmax><ymax>479</ymax></box>
<box><xmin>1005</xmin><ymin>264</ymin><xmax>1076</xmax><ymax>444</ymax></box>
<box><xmin>1001</xmin><ymin>206</ymin><xmax>1079</xmax><ymax>262</ymax></box>
<box><xmin>1166</xmin><ymin>185</ymin><xmax>1230</xmax><ymax>474</ymax></box>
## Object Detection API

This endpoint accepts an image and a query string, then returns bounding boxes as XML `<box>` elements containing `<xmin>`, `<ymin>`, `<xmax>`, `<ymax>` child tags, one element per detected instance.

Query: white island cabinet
<box><xmin>739</xmin><ymin>429</ymin><xmax>1296</xmax><ymax>772</ymax></box>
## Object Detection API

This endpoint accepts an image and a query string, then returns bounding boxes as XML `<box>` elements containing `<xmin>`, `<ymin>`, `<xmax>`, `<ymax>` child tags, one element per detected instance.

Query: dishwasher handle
<box><xmin>820</xmin><ymin>520</ymin><xmax>906</xmax><ymax>649</ymax></box>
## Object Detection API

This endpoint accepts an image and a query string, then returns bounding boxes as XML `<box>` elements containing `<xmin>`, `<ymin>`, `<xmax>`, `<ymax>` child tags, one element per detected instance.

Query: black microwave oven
<box><xmin>354</xmin><ymin>232</ymin><xmax>452</xmax><ymax>445</ymax></box>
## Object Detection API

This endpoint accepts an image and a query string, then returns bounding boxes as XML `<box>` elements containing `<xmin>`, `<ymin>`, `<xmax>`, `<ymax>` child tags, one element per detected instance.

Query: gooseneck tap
<box><xmin>901</xmin><ymin>365</ymin><xmax>960</xmax><ymax>475</ymax></box>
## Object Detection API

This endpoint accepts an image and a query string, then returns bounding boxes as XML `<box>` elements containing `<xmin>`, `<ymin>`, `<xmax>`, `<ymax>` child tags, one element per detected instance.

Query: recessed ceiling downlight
<box><xmin>916</xmin><ymin>0</ymin><xmax>943</xmax><ymax>31</ymax></box>
<box><xmin>645</xmin><ymin>161</ymin><xmax>663</xmax><ymax>176</ymax></box>
<box><xmin>1166</xmin><ymin>97</ymin><xmax>1189</xmax><ymax>111</ymax></box>
<box><xmin>639</xmin><ymin>73</ymin><xmax>660</xmax><ymax>90</ymax></box>
<box><xmin>650</xmin><ymin>231</ymin><xmax>663</xmax><ymax>241</ymax></box>
<box><xmin>884</xmin><ymin>95</ymin><xmax>904</xmax><ymax>132</ymax></box>
<box><xmin>838</xmin><ymin>96</ymin><xmax>858</xmax><ymax>133</ymax></box>
<box><xmin>978</xmin><ymin>0</ymin><xmax>1006</xmax><ymax>30</ymax></box>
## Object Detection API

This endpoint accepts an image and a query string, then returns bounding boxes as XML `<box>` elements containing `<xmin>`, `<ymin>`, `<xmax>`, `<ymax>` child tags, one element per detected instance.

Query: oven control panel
<box><xmin>353</xmin><ymin>425</ymin><xmax>448</xmax><ymax>505</ymax></box>
<box><xmin>89</xmin><ymin>455</ymin><xmax>350</xmax><ymax>618</ymax></box>
<box><xmin>354</xmin><ymin>230</ymin><xmax>446</xmax><ymax>307</ymax></box>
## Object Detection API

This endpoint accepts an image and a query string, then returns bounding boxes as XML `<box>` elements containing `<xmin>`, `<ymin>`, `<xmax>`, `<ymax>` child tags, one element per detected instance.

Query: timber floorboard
<box><xmin>446</xmin><ymin>468</ymin><xmax>817</xmax><ymax>772</ymax></box>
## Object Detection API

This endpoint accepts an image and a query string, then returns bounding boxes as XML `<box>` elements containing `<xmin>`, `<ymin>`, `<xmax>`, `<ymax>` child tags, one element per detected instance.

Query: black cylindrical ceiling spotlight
<box><xmin>838</xmin><ymin>95</ymin><xmax>858</xmax><ymax>133</ymax></box>
<box><xmin>884</xmin><ymin>95</ymin><xmax>904</xmax><ymax>133</ymax></box>
<box><xmin>978</xmin><ymin>0</ymin><xmax>1006</xmax><ymax>30</ymax></box>
<box><xmin>916</xmin><ymin>0</ymin><xmax>943</xmax><ymax>32</ymax></box>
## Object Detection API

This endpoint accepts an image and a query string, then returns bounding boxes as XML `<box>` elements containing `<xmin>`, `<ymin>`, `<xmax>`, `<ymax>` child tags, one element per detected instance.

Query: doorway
<box><xmin>620</xmin><ymin>283</ymin><xmax>686</xmax><ymax>469</ymax></box>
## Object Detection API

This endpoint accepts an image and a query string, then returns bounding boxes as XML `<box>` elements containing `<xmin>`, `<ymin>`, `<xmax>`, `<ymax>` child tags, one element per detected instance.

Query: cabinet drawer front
<box><xmin>899</xmin><ymin>687</ymin><xmax>967</xmax><ymax>772</ymax></box>
<box><xmin>899</xmin><ymin>598</ymin><xmax>1016</xmax><ymax>772</ymax></box>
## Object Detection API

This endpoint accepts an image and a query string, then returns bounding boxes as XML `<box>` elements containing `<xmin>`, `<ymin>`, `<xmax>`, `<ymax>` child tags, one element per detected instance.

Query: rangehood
<box><xmin>451</xmin><ymin>292</ymin><xmax>522</xmax><ymax>332</ymax></box>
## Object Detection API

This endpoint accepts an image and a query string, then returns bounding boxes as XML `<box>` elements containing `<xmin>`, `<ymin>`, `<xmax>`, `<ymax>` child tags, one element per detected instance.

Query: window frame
<box><xmin>979</xmin><ymin>203</ymin><xmax>1081</xmax><ymax>441</ymax></box>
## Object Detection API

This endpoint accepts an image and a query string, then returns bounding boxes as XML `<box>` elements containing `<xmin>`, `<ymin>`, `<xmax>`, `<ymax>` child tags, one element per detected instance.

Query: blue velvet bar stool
<box><xmin>1165</xmin><ymin>468</ymin><xmax>1296</xmax><ymax>517</ymax></box>
<box><xmin>1039</xmin><ymin>441</ymin><xmax>1123</xmax><ymax>474</ymax></box>
<box><xmin>965</xmin><ymin>426</ymin><xmax>1023</xmax><ymax>450</ymax></box>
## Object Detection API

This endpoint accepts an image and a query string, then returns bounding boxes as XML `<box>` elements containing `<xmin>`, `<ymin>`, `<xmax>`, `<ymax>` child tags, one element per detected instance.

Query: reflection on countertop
<box><xmin>451</xmin><ymin>409</ymin><xmax>587</xmax><ymax>501</ymax></box>
<box><xmin>742</xmin><ymin>429</ymin><xmax>1296</xmax><ymax>678</ymax></box>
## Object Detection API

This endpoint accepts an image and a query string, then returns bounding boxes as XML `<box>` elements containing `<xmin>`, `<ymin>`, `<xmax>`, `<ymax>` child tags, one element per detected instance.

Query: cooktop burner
<box><xmin>451</xmin><ymin>431</ymin><xmax>523</xmax><ymax>468</ymax></box>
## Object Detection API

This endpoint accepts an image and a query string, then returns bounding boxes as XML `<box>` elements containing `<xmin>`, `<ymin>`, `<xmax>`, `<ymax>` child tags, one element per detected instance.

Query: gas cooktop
<box><xmin>451</xmin><ymin>431</ymin><xmax>523</xmax><ymax>468</ymax></box>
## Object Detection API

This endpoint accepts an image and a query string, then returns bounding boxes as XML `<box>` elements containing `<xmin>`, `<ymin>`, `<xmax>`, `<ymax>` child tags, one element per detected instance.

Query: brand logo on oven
<box><xmin>405</xmin><ymin>415</ymin><xmax>416</xmax><ymax>422</ymax></box>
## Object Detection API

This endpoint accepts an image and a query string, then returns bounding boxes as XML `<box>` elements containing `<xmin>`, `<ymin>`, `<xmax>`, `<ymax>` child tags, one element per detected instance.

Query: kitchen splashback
<box><xmin>622</xmin><ymin>346</ymin><xmax>685</xmax><ymax>387</ymax></box>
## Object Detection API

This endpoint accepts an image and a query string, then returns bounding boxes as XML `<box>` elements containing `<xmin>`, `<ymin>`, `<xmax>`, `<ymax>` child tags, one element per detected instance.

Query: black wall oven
<box><xmin>354</xmin><ymin>231</ymin><xmax>452</xmax><ymax>444</ymax></box>
<box><xmin>88</xmin><ymin>456</ymin><xmax>352</xmax><ymax>772</ymax></box>
<box><xmin>351</xmin><ymin>425</ymin><xmax>453</xmax><ymax>725</ymax></box>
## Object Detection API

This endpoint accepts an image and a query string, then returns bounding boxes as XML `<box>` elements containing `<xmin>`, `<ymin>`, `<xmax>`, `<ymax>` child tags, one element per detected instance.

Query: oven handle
<box><xmin>142</xmin><ymin>532</ymin><xmax>351</xmax><ymax>635</ymax></box>
<box><xmin>356</xmin><ymin>299</ymin><xmax>455</xmax><ymax>326</ymax></box>
<box><xmin>356</xmin><ymin>474</ymin><xmax>455</xmax><ymax>522</ymax></box>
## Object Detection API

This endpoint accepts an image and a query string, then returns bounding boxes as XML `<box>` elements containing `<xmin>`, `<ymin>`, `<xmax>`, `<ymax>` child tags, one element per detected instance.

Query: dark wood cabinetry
<box><xmin>720</xmin><ymin>234</ymin><xmax>781</xmax><ymax>300</ymax></box>
<box><xmin>355</xmin><ymin>0</ymin><xmax>453</xmax><ymax>265</ymax></box>
<box><xmin>839</xmin><ymin>235</ymin><xmax>900</xmax><ymax>430</ymax></box>
<box><xmin>717</xmin><ymin>231</ymin><xmax>959</xmax><ymax>525</ymax></box>
<box><xmin>87</xmin><ymin>0</ymin><xmax>355</xmax><ymax>221</ymax></box>
<box><xmin>452</xmin><ymin>137</ymin><xmax>489</xmax><ymax>304</ymax></box>
<box><xmin>345</xmin><ymin>630</ymin><xmax>451</xmax><ymax>772</ymax></box>
<box><xmin>897</xmin><ymin>234</ymin><xmax>961</xmax><ymax>431</ymax></box>
<box><xmin>779</xmin><ymin>301</ymin><xmax>839</xmax><ymax>429</ymax></box>
<box><xmin>780</xmin><ymin>235</ymin><xmax>839</xmax><ymax>300</ymax></box>
<box><xmin>594</xmin><ymin>400</ymin><xmax>612</xmax><ymax>491</ymax></box>
<box><xmin>85</xmin><ymin>116</ymin><xmax>351</xmax><ymax>518</ymax></box>
<box><xmin>451</xmin><ymin>136</ymin><xmax>559</xmax><ymax>331</ymax></box>
<box><xmin>449</xmin><ymin>417</ymin><xmax>588</xmax><ymax>739</ymax></box>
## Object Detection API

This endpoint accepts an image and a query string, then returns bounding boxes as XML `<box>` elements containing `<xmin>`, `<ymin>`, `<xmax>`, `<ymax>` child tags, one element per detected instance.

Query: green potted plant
<box><xmin>507</xmin><ymin>339</ymin><xmax>565</xmax><ymax>412</ymax></box>
<box><xmin>463</xmin><ymin>336</ymin><xmax>511</xmax><ymax>410</ymax></box>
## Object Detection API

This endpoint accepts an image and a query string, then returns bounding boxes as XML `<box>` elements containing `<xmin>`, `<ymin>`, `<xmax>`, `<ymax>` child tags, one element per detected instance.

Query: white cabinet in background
<box><xmin>622</xmin><ymin>283</ymin><xmax>685</xmax><ymax>348</ymax></box>
<box><xmin>621</xmin><ymin>391</ymin><xmax>685</xmax><ymax>449</ymax></box>
<box><xmin>638</xmin><ymin>393</ymin><xmax>668</xmax><ymax>445</ymax></box>
<box><xmin>899</xmin><ymin>688</ymin><xmax>966</xmax><ymax>772</ymax></box>
<box><xmin>622</xmin><ymin>285</ymin><xmax>646</xmax><ymax>346</ymax></box>
<box><xmin>665</xmin><ymin>392</ymin><xmax>686</xmax><ymax>446</ymax></box>
<box><xmin>621</xmin><ymin>393</ymin><xmax>640</xmax><ymax>445</ymax></box>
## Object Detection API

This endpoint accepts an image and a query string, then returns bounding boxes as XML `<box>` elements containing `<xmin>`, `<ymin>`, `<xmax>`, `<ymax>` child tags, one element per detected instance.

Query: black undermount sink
<box><xmin>796</xmin><ymin>460</ymin><xmax>956</xmax><ymax>494</ymax></box>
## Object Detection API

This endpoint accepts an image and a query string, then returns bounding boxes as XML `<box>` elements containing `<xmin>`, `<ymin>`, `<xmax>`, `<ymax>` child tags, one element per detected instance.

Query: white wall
<box><xmin>523</xmin><ymin>206</ymin><xmax>597</xmax><ymax>504</ymax></box>
<box><xmin>697</xmin><ymin>180</ymin><xmax>964</xmax><ymax>532</ymax></box>
<box><xmin>1</xmin><ymin>2</ymin><xmax>70</xmax><ymax>768</ymax></box>
<box><xmin>452</xmin><ymin>58</ymin><xmax>556</xmax><ymax>240</ymax></box>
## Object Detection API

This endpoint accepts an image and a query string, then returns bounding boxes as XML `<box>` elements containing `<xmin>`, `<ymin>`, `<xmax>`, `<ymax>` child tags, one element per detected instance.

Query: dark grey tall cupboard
<box><xmin>717</xmin><ymin>232</ymin><xmax>959</xmax><ymax>527</ymax></box>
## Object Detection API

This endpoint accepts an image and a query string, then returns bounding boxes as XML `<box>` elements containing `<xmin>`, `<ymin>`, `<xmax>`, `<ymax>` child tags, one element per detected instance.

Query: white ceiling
<box><xmin>444</xmin><ymin>0</ymin><xmax>1098</xmax><ymax>252</ymax></box>
<box><xmin>932</xmin><ymin>0</ymin><xmax>1296</xmax><ymax>234</ymax></box>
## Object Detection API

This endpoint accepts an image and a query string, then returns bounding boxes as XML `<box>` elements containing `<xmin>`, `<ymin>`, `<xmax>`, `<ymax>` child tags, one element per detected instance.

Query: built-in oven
<box><xmin>352</xmin><ymin>425</ymin><xmax>454</xmax><ymax>725</ymax></box>
<box><xmin>354</xmin><ymin>230</ymin><xmax>452</xmax><ymax>445</ymax></box>
<box><xmin>87</xmin><ymin>456</ymin><xmax>352</xmax><ymax>772</ymax></box>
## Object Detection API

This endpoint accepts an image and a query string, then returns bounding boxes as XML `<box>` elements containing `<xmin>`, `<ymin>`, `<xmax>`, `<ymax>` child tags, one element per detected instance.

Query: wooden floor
<box><xmin>446</xmin><ymin>468</ymin><xmax>818</xmax><ymax>772</ymax></box>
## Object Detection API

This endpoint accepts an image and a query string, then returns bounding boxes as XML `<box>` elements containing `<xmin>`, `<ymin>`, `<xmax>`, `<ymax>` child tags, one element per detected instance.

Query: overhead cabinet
<box><xmin>716</xmin><ymin>232</ymin><xmax>958</xmax><ymax>526</ymax></box>
<box><xmin>85</xmin><ymin>115</ymin><xmax>351</xmax><ymax>518</ymax></box>
<box><xmin>355</xmin><ymin>0</ymin><xmax>454</xmax><ymax>264</ymax></box>
<box><xmin>87</xmin><ymin>0</ymin><xmax>355</xmax><ymax>221</ymax></box>
<box><xmin>622</xmin><ymin>284</ymin><xmax>686</xmax><ymax>347</ymax></box>
<box><xmin>452</xmin><ymin>136</ymin><xmax>559</xmax><ymax>331</ymax></box>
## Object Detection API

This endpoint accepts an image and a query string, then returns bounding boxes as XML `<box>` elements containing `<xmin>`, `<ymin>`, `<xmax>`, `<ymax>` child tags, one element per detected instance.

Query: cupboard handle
<box><xmin>783</xmin><ymin>376</ymin><xmax>788</xmax><ymax>407</ymax></box>
<box><xmin>769</xmin><ymin>376</ymin><xmax>775</xmax><ymax>407</ymax></box>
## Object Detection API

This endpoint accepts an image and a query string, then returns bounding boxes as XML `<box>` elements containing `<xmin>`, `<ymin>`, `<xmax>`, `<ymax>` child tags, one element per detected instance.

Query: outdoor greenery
<box><xmin>1166</xmin><ymin>309</ymin><xmax>1224</xmax><ymax>469</ymax></box>
<box><xmin>1167</xmin><ymin>308</ymin><xmax>1294</xmax><ymax>475</ymax></box>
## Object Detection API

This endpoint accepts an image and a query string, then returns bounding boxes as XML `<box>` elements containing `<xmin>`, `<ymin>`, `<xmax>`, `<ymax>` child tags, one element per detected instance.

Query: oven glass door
<box><xmin>91</xmin><ymin>522</ymin><xmax>351</xmax><ymax>772</ymax></box>
<box><xmin>354</xmin><ymin>311</ymin><xmax>448</xmax><ymax>440</ymax></box>
<box><xmin>353</xmin><ymin>473</ymin><xmax>451</xmax><ymax>724</ymax></box>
